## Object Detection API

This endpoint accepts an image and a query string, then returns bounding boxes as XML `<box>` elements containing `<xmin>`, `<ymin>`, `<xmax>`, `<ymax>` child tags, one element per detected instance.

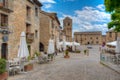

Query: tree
<box><xmin>104</xmin><ymin>0</ymin><xmax>120</xmax><ymax>32</ymax></box>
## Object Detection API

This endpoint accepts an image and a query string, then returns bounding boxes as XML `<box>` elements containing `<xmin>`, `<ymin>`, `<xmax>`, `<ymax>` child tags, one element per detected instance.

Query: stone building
<box><xmin>63</xmin><ymin>17</ymin><xmax>72</xmax><ymax>42</ymax></box>
<box><xmin>39</xmin><ymin>11</ymin><xmax>60</xmax><ymax>52</ymax></box>
<box><xmin>106</xmin><ymin>30</ymin><xmax>120</xmax><ymax>42</ymax></box>
<box><xmin>74</xmin><ymin>31</ymin><xmax>102</xmax><ymax>45</ymax></box>
<box><xmin>102</xmin><ymin>35</ymin><xmax>106</xmax><ymax>44</ymax></box>
<box><xmin>0</xmin><ymin>0</ymin><xmax>42</xmax><ymax>59</ymax></box>
<box><xmin>0</xmin><ymin>0</ymin><xmax>13</xmax><ymax>59</ymax></box>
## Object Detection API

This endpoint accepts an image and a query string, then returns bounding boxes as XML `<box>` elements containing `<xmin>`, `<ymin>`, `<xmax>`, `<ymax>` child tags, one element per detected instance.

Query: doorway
<box><xmin>1</xmin><ymin>43</ymin><xmax>8</xmax><ymax>59</ymax></box>
<box><xmin>39</xmin><ymin>42</ymin><xmax>44</xmax><ymax>51</ymax></box>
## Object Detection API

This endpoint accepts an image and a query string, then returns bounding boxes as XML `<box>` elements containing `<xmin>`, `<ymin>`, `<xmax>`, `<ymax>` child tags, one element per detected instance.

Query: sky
<box><xmin>39</xmin><ymin>0</ymin><xmax>111</xmax><ymax>35</ymax></box>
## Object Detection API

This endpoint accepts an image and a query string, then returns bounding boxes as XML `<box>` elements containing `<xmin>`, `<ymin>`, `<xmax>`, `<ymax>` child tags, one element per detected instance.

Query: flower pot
<box><xmin>24</xmin><ymin>64</ymin><xmax>33</xmax><ymax>71</ymax></box>
<box><xmin>0</xmin><ymin>72</ymin><xmax>8</xmax><ymax>80</ymax></box>
<box><xmin>64</xmin><ymin>55</ymin><xmax>70</xmax><ymax>58</ymax></box>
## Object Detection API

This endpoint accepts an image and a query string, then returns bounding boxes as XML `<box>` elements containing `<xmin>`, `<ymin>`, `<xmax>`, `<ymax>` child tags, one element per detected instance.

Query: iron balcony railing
<box><xmin>26</xmin><ymin>33</ymin><xmax>34</xmax><ymax>43</ymax></box>
<box><xmin>0</xmin><ymin>0</ymin><xmax>13</xmax><ymax>12</ymax></box>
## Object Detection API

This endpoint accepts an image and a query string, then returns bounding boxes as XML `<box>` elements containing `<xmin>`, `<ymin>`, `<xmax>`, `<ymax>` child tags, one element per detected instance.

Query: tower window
<box><xmin>35</xmin><ymin>30</ymin><xmax>38</xmax><ymax>38</ymax></box>
<box><xmin>68</xmin><ymin>23</ymin><xmax>70</xmax><ymax>26</ymax></box>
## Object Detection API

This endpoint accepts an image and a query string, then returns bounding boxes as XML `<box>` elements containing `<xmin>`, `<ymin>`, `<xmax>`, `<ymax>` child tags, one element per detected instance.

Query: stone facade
<box><xmin>39</xmin><ymin>11</ymin><xmax>60</xmax><ymax>52</ymax></box>
<box><xmin>63</xmin><ymin>17</ymin><xmax>72</xmax><ymax>42</ymax></box>
<box><xmin>102</xmin><ymin>35</ymin><xmax>106</xmax><ymax>44</ymax></box>
<box><xmin>74</xmin><ymin>31</ymin><xmax>102</xmax><ymax>45</ymax></box>
<box><xmin>0</xmin><ymin>0</ymin><xmax>13</xmax><ymax>59</ymax></box>
<box><xmin>0</xmin><ymin>0</ymin><xmax>42</xmax><ymax>59</ymax></box>
<box><xmin>106</xmin><ymin>30</ymin><xmax>120</xmax><ymax>42</ymax></box>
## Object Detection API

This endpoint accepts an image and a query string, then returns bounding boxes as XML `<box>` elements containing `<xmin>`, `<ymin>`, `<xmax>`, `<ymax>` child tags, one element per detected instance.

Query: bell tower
<box><xmin>63</xmin><ymin>17</ymin><xmax>72</xmax><ymax>42</ymax></box>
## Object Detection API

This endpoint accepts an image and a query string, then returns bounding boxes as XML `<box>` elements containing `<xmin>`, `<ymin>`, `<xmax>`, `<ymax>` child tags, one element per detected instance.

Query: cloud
<box><xmin>97</xmin><ymin>4</ymin><xmax>105</xmax><ymax>11</ymax></box>
<box><xmin>39</xmin><ymin>0</ymin><xmax>56</xmax><ymax>3</ymax></box>
<box><xmin>63</xmin><ymin>0</ymin><xmax>75</xmax><ymax>2</ymax></box>
<box><xmin>60</xmin><ymin>4</ymin><xmax>110</xmax><ymax>35</ymax></box>
<box><xmin>44</xmin><ymin>4</ymin><xmax>52</xmax><ymax>8</ymax></box>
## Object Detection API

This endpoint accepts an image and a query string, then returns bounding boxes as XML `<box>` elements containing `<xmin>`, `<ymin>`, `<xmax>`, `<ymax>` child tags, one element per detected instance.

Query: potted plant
<box><xmin>24</xmin><ymin>56</ymin><xmax>33</xmax><ymax>71</ymax></box>
<box><xmin>84</xmin><ymin>49</ymin><xmax>87</xmax><ymax>55</ymax></box>
<box><xmin>0</xmin><ymin>58</ymin><xmax>8</xmax><ymax>80</ymax></box>
<box><xmin>64</xmin><ymin>50</ymin><xmax>70</xmax><ymax>58</ymax></box>
<box><xmin>35</xmin><ymin>51</ymin><xmax>41</xmax><ymax>57</ymax></box>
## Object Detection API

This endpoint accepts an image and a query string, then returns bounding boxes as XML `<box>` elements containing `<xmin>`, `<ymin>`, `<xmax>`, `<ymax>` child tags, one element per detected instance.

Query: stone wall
<box><xmin>0</xmin><ymin>0</ymin><xmax>41</xmax><ymax>59</ymax></box>
<box><xmin>39</xmin><ymin>11</ymin><xmax>60</xmax><ymax>52</ymax></box>
<box><xmin>74</xmin><ymin>32</ymin><xmax>102</xmax><ymax>45</ymax></box>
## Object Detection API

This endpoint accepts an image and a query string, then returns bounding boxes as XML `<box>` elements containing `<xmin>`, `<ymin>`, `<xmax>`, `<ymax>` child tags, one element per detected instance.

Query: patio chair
<box><xmin>116</xmin><ymin>54</ymin><xmax>120</xmax><ymax>66</ymax></box>
<box><xmin>6</xmin><ymin>60</ymin><xmax>18</xmax><ymax>76</ymax></box>
<box><xmin>38</xmin><ymin>55</ymin><xmax>50</xmax><ymax>64</ymax></box>
<box><xmin>11</xmin><ymin>59</ymin><xmax>25</xmax><ymax>74</ymax></box>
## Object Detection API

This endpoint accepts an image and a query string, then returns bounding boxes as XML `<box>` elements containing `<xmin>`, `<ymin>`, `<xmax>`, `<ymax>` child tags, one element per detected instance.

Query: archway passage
<box><xmin>1</xmin><ymin>43</ymin><xmax>8</xmax><ymax>59</ymax></box>
<box><xmin>88</xmin><ymin>42</ymin><xmax>90</xmax><ymax>45</ymax></box>
<box><xmin>39</xmin><ymin>42</ymin><xmax>44</xmax><ymax>51</ymax></box>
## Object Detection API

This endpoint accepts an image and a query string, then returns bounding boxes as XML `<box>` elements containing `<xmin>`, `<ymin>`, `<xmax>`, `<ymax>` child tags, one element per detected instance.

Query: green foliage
<box><xmin>27</xmin><ymin>55</ymin><xmax>31</xmax><ymax>61</ymax></box>
<box><xmin>35</xmin><ymin>51</ymin><xmax>41</xmax><ymax>57</ymax></box>
<box><xmin>111</xmin><ymin>12</ymin><xmax>120</xmax><ymax>20</ymax></box>
<box><xmin>65</xmin><ymin>50</ymin><xmax>69</xmax><ymax>56</ymax></box>
<box><xmin>0</xmin><ymin>58</ymin><xmax>6</xmax><ymax>74</ymax></box>
<box><xmin>104</xmin><ymin>0</ymin><xmax>120</xmax><ymax>32</ymax></box>
<box><xmin>104</xmin><ymin>0</ymin><xmax>120</xmax><ymax>12</ymax></box>
<box><xmin>84</xmin><ymin>50</ymin><xmax>87</xmax><ymax>53</ymax></box>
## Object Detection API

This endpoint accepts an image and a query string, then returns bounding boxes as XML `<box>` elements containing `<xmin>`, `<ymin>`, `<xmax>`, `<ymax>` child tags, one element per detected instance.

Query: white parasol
<box><xmin>17</xmin><ymin>32</ymin><xmax>29</xmax><ymax>58</ymax></box>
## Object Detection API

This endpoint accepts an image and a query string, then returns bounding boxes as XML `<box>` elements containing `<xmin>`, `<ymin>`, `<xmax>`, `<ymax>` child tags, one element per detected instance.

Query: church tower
<box><xmin>63</xmin><ymin>17</ymin><xmax>72</xmax><ymax>42</ymax></box>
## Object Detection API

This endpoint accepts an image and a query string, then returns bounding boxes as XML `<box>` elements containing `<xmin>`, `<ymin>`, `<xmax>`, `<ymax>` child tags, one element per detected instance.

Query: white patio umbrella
<box><xmin>72</xmin><ymin>41</ymin><xmax>75</xmax><ymax>52</ymax></box>
<box><xmin>63</xmin><ymin>36</ymin><xmax>66</xmax><ymax>51</ymax></box>
<box><xmin>47</xmin><ymin>39</ymin><xmax>55</xmax><ymax>54</ymax></box>
<box><xmin>116</xmin><ymin>37</ymin><xmax>120</xmax><ymax>53</ymax></box>
<box><xmin>18</xmin><ymin>32</ymin><xmax>29</xmax><ymax>58</ymax></box>
<box><xmin>56</xmin><ymin>37</ymin><xmax>60</xmax><ymax>51</ymax></box>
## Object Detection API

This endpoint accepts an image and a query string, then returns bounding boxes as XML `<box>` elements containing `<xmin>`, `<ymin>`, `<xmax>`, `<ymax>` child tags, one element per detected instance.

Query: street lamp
<box><xmin>0</xmin><ymin>27</ymin><xmax>12</xmax><ymax>42</ymax></box>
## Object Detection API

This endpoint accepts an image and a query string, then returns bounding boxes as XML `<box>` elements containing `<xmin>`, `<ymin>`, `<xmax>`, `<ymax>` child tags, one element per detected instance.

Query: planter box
<box><xmin>0</xmin><ymin>72</ymin><xmax>8</xmax><ymax>80</ymax></box>
<box><xmin>24</xmin><ymin>64</ymin><xmax>33</xmax><ymax>71</ymax></box>
<box><xmin>64</xmin><ymin>55</ymin><xmax>70</xmax><ymax>58</ymax></box>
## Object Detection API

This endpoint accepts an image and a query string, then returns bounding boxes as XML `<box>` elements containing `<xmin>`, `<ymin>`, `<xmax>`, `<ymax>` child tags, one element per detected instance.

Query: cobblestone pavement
<box><xmin>9</xmin><ymin>45</ymin><xmax>120</xmax><ymax>80</ymax></box>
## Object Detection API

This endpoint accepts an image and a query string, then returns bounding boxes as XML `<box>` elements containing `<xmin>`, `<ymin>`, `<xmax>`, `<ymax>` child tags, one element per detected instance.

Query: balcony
<box><xmin>26</xmin><ymin>33</ymin><xmax>34</xmax><ymax>43</ymax></box>
<box><xmin>0</xmin><ymin>0</ymin><xmax>13</xmax><ymax>13</ymax></box>
<box><xmin>26</xmin><ymin>16</ymin><xmax>31</xmax><ymax>24</ymax></box>
<box><xmin>0</xmin><ymin>25</ymin><xmax>11</xmax><ymax>34</ymax></box>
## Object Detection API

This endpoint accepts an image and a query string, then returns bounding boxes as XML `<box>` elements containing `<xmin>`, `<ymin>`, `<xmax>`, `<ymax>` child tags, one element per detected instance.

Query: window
<box><xmin>26</xmin><ymin>6</ymin><xmax>31</xmax><ymax>20</ymax></box>
<box><xmin>35</xmin><ymin>30</ymin><xmax>38</xmax><ymax>38</ymax></box>
<box><xmin>109</xmin><ymin>32</ymin><xmax>112</xmax><ymax>37</ymax></box>
<box><xmin>115</xmin><ymin>32</ymin><xmax>117</xmax><ymax>40</ymax></box>
<box><xmin>96</xmin><ymin>41</ymin><xmax>99</xmax><ymax>44</ymax></box>
<box><xmin>91</xmin><ymin>41</ymin><xmax>93</xmax><ymax>44</ymax></box>
<box><xmin>51</xmin><ymin>34</ymin><xmax>54</xmax><ymax>39</ymax></box>
<box><xmin>35</xmin><ymin>7</ymin><xmax>38</xmax><ymax>16</ymax></box>
<box><xmin>26</xmin><ymin>24</ymin><xmax>31</xmax><ymax>33</ymax></box>
<box><xmin>68</xmin><ymin>23</ymin><xmax>70</xmax><ymax>26</ymax></box>
<box><xmin>0</xmin><ymin>14</ymin><xmax>8</xmax><ymax>27</ymax></box>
